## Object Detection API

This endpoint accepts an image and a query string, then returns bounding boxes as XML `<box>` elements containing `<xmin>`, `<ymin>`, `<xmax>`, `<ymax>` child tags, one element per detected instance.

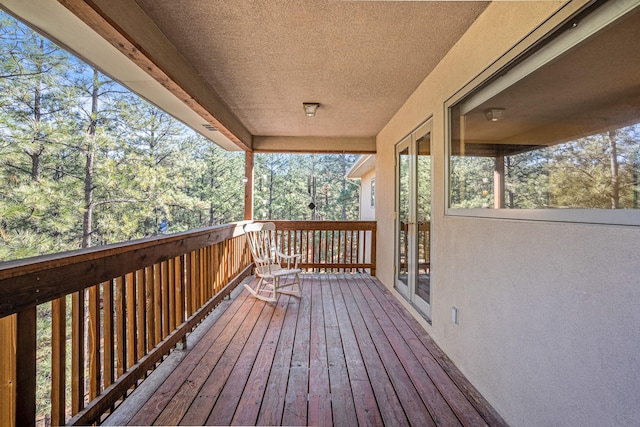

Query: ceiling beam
<box><xmin>57</xmin><ymin>0</ymin><xmax>252</xmax><ymax>151</ymax></box>
<box><xmin>252</xmin><ymin>136</ymin><xmax>376</xmax><ymax>154</ymax></box>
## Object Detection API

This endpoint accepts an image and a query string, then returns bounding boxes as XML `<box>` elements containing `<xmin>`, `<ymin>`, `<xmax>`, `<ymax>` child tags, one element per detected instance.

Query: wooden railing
<box><xmin>0</xmin><ymin>222</ymin><xmax>253</xmax><ymax>427</ymax></box>
<box><xmin>263</xmin><ymin>220</ymin><xmax>376</xmax><ymax>275</ymax></box>
<box><xmin>0</xmin><ymin>220</ymin><xmax>376</xmax><ymax>426</ymax></box>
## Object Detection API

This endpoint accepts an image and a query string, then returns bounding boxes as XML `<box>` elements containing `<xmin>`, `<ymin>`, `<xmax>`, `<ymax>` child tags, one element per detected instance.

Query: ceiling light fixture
<box><xmin>303</xmin><ymin>102</ymin><xmax>320</xmax><ymax>117</ymax></box>
<box><xmin>484</xmin><ymin>108</ymin><xmax>505</xmax><ymax>122</ymax></box>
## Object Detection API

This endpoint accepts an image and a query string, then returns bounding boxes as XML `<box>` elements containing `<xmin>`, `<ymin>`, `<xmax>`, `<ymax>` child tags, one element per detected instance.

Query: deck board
<box><xmin>107</xmin><ymin>273</ymin><xmax>508</xmax><ymax>427</ymax></box>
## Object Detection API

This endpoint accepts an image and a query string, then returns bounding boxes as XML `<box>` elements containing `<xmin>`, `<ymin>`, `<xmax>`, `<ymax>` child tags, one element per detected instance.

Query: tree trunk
<box><xmin>608</xmin><ymin>130</ymin><xmax>620</xmax><ymax>209</ymax></box>
<box><xmin>29</xmin><ymin>39</ymin><xmax>44</xmax><ymax>182</ymax></box>
<box><xmin>82</xmin><ymin>69</ymin><xmax>99</xmax><ymax>248</ymax></box>
<box><xmin>268</xmin><ymin>160</ymin><xmax>274</xmax><ymax>219</ymax></box>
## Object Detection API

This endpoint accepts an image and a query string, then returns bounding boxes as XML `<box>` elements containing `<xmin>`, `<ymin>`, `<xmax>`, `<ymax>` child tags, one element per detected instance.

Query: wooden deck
<box><xmin>104</xmin><ymin>274</ymin><xmax>506</xmax><ymax>426</ymax></box>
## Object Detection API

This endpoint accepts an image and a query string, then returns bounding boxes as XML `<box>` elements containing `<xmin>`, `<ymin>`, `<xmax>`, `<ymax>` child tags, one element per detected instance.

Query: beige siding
<box><xmin>376</xmin><ymin>1</ymin><xmax>640</xmax><ymax>426</ymax></box>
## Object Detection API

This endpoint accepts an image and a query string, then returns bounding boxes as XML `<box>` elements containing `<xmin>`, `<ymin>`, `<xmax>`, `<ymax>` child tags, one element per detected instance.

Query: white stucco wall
<box><xmin>375</xmin><ymin>1</ymin><xmax>640</xmax><ymax>426</ymax></box>
<box><xmin>359</xmin><ymin>170</ymin><xmax>376</xmax><ymax>221</ymax></box>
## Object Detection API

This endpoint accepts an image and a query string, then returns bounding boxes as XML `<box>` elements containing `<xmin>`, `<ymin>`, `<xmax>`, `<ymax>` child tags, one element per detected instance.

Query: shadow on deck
<box><xmin>104</xmin><ymin>274</ymin><xmax>506</xmax><ymax>426</ymax></box>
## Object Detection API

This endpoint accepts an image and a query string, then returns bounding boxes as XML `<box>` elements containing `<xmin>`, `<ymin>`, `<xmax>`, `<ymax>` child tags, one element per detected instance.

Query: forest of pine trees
<box><xmin>0</xmin><ymin>12</ymin><xmax>360</xmax><ymax>263</ymax></box>
<box><xmin>450</xmin><ymin>126</ymin><xmax>640</xmax><ymax>210</ymax></box>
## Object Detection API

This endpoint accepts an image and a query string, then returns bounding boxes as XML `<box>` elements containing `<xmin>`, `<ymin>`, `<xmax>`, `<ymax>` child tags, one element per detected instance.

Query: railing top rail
<box><xmin>0</xmin><ymin>221</ymin><xmax>250</xmax><ymax>318</ymax></box>
<box><xmin>0</xmin><ymin>221</ymin><xmax>250</xmax><ymax>277</ymax></box>
<box><xmin>0</xmin><ymin>220</ymin><xmax>376</xmax><ymax>318</ymax></box>
<box><xmin>260</xmin><ymin>220</ymin><xmax>376</xmax><ymax>231</ymax></box>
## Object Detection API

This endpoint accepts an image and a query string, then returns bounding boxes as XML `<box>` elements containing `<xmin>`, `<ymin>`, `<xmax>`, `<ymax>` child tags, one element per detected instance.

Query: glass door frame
<box><xmin>395</xmin><ymin>119</ymin><xmax>432</xmax><ymax>318</ymax></box>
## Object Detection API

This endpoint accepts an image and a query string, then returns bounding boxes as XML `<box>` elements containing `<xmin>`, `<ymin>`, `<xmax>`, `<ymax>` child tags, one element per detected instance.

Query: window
<box><xmin>447</xmin><ymin>2</ymin><xmax>640</xmax><ymax>225</ymax></box>
<box><xmin>371</xmin><ymin>178</ymin><xmax>376</xmax><ymax>208</ymax></box>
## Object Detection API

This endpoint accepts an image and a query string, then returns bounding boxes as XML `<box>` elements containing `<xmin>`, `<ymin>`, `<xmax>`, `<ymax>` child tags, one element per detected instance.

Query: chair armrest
<box><xmin>277</xmin><ymin>252</ymin><xmax>301</xmax><ymax>269</ymax></box>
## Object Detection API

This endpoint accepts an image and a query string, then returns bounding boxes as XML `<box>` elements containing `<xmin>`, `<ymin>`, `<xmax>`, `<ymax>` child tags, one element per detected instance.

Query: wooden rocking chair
<box><xmin>243</xmin><ymin>222</ymin><xmax>302</xmax><ymax>302</ymax></box>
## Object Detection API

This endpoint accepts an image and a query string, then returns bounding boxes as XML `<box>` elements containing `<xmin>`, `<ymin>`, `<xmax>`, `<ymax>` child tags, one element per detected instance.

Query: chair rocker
<box><xmin>244</xmin><ymin>222</ymin><xmax>302</xmax><ymax>302</ymax></box>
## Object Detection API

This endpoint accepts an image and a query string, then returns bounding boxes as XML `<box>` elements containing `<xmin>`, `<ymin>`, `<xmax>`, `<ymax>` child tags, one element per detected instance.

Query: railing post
<box><xmin>371</xmin><ymin>223</ymin><xmax>377</xmax><ymax>276</ymax></box>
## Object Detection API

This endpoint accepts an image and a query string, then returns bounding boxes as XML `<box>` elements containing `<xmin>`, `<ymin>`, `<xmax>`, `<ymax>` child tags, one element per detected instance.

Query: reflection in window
<box><xmin>450</xmin><ymin>7</ymin><xmax>640</xmax><ymax>210</ymax></box>
<box><xmin>370</xmin><ymin>178</ymin><xmax>375</xmax><ymax>208</ymax></box>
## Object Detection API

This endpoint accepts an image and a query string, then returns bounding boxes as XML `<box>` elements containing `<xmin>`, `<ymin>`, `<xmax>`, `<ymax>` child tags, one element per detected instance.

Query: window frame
<box><xmin>444</xmin><ymin>0</ymin><xmax>640</xmax><ymax>226</ymax></box>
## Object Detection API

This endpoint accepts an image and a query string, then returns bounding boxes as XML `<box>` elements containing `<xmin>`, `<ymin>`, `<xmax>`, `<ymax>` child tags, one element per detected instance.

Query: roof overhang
<box><xmin>1</xmin><ymin>0</ymin><xmax>250</xmax><ymax>151</ymax></box>
<box><xmin>346</xmin><ymin>155</ymin><xmax>376</xmax><ymax>180</ymax></box>
<box><xmin>0</xmin><ymin>0</ymin><xmax>490</xmax><ymax>153</ymax></box>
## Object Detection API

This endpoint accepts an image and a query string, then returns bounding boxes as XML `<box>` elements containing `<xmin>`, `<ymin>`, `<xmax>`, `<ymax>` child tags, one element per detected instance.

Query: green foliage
<box><xmin>450</xmin><ymin>126</ymin><xmax>640</xmax><ymax>209</ymax></box>
<box><xmin>254</xmin><ymin>153</ymin><xmax>359</xmax><ymax>221</ymax></box>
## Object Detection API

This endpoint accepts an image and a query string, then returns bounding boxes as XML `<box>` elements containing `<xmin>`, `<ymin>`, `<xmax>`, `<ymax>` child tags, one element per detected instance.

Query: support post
<box><xmin>244</xmin><ymin>151</ymin><xmax>254</xmax><ymax>220</ymax></box>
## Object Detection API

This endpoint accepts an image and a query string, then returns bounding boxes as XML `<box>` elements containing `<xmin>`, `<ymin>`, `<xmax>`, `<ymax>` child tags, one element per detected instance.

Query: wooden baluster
<box><xmin>193</xmin><ymin>250</ymin><xmax>200</xmax><ymax>311</ymax></box>
<box><xmin>168</xmin><ymin>260</ymin><xmax>176</xmax><ymax>333</ymax></box>
<box><xmin>51</xmin><ymin>297</ymin><xmax>66</xmax><ymax>426</ymax></box>
<box><xmin>197</xmin><ymin>249</ymin><xmax>204</xmax><ymax>310</ymax></box>
<box><xmin>153</xmin><ymin>264</ymin><xmax>162</xmax><ymax>346</ymax></box>
<box><xmin>174</xmin><ymin>256</ymin><xmax>184</xmax><ymax>328</ymax></box>
<box><xmin>361</xmin><ymin>231</ymin><xmax>368</xmax><ymax>273</ymax></box>
<box><xmin>115</xmin><ymin>276</ymin><xmax>126</xmax><ymax>378</ymax></box>
<box><xmin>212</xmin><ymin>244</ymin><xmax>219</xmax><ymax>296</ymax></box>
<box><xmin>136</xmin><ymin>270</ymin><xmax>146</xmax><ymax>361</ymax></box>
<box><xmin>161</xmin><ymin>261</ymin><xmax>170</xmax><ymax>339</ymax></box>
<box><xmin>126</xmin><ymin>272</ymin><xmax>136</xmax><ymax>368</ymax></box>
<box><xmin>185</xmin><ymin>252</ymin><xmax>194</xmax><ymax>318</ymax></box>
<box><xmin>211</xmin><ymin>245</ymin><xmax>215</xmax><ymax>300</ymax></box>
<box><xmin>312</xmin><ymin>230</ymin><xmax>318</xmax><ymax>271</ymax></box>
<box><xmin>305</xmin><ymin>230</ymin><xmax>310</xmax><ymax>271</ymax></box>
<box><xmin>224</xmin><ymin>240</ymin><xmax>230</xmax><ymax>287</ymax></box>
<box><xmin>71</xmin><ymin>290</ymin><xmax>85</xmax><ymax>414</ymax></box>
<box><xmin>371</xmin><ymin>225</ymin><xmax>377</xmax><ymax>276</ymax></box>
<box><xmin>233</xmin><ymin>237</ymin><xmax>239</xmax><ymax>276</ymax></box>
<box><xmin>104</xmin><ymin>280</ymin><xmax>114</xmax><ymax>388</ymax></box>
<box><xmin>145</xmin><ymin>266</ymin><xmax>155</xmax><ymax>352</ymax></box>
<box><xmin>88</xmin><ymin>284</ymin><xmax>101</xmax><ymax>401</ymax></box>
<box><xmin>0</xmin><ymin>314</ymin><xmax>17</xmax><ymax>427</ymax></box>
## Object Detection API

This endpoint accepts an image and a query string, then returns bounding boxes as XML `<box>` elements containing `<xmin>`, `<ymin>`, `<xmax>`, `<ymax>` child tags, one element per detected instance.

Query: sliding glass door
<box><xmin>395</xmin><ymin>120</ymin><xmax>432</xmax><ymax>317</ymax></box>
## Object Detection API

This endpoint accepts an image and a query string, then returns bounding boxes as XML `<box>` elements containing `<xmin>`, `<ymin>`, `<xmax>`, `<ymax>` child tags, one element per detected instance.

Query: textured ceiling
<box><xmin>133</xmin><ymin>0</ymin><xmax>489</xmax><ymax>138</ymax></box>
